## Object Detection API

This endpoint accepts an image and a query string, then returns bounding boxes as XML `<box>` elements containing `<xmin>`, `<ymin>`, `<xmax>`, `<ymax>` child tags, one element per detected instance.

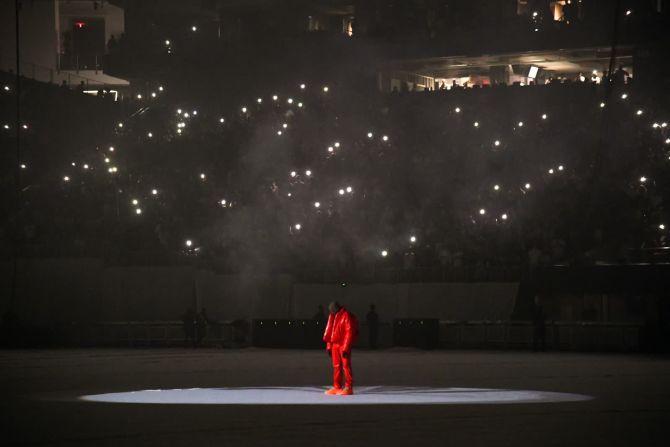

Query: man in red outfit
<box><xmin>323</xmin><ymin>301</ymin><xmax>358</xmax><ymax>395</ymax></box>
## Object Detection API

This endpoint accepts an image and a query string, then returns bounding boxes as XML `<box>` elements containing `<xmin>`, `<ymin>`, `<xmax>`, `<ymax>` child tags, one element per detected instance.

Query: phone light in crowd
<box><xmin>338</xmin><ymin>189</ymin><xmax>345</xmax><ymax>195</ymax></box>
<box><xmin>381</xmin><ymin>250</ymin><xmax>388</xmax><ymax>257</ymax></box>
<box><xmin>83</xmin><ymin>164</ymin><xmax>89</xmax><ymax>169</ymax></box>
<box><xmin>118</xmin><ymin>122</ymin><xmax>123</xmax><ymax>128</ymax></box>
<box><xmin>294</xmin><ymin>223</ymin><xmax>302</xmax><ymax>230</ymax></box>
<box><xmin>287</xmin><ymin>98</ymin><xmax>294</xmax><ymax>104</ymax></box>
<box><xmin>136</xmin><ymin>94</ymin><xmax>142</xmax><ymax>99</ymax></box>
<box><xmin>346</xmin><ymin>186</ymin><xmax>353</xmax><ymax>193</ymax></box>
<box><xmin>277</xmin><ymin>131</ymin><xmax>282</xmax><ymax>136</ymax></box>
<box><xmin>63</xmin><ymin>176</ymin><xmax>70</xmax><ymax>182</ymax></box>
<box><xmin>220</xmin><ymin>199</ymin><xmax>227</xmax><ymax>206</ymax></box>
<box><xmin>659</xmin><ymin>224</ymin><xmax>666</xmax><ymax>230</ymax></box>
<box><xmin>200</xmin><ymin>173</ymin><xmax>206</xmax><ymax>180</ymax></box>
<box><xmin>636</xmin><ymin>110</ymin><xmax>643</xmax><ymax>116</ymax></box>
<box><xmin>382</xmin><ymin>135</ymin><xmax>389</xmax><ymax>142</ymax></box>
<box><xmin>241</xmin><ymin>107</ymin><xmax>247</xmax><ymax>113</ymax></box>
<box><xmin>558</xmin><ymin>165</ymin><xmax>564</xmax><ymax>171</ymax></box>
<box><xmin>219</xmin><ymin>117</ymin><xmax>225</xmax><ymax>123</ymax></box>
<box><xmin>600</xmin><ymin>102</ymin><xmax>606</xmax><ymax>108</ymax></box>
<box><xmin>454</xmin><ymin>107</ymin><xmax>461</xmax><ymax>113</ymax></box>
<box><xmin>147</xmin><ymin>132</ymin><xmax>153</xmax><ymax>138</ymax></box>
<box><xmin>621</xmin><ymin>93</ymin><xmax>628</xmax><ymax>99</ymax></box>
<box><xmin>327</xmin><ymin>146</ymin><xmax>334</xmax><ymax>153</ymax></box>
<box><xmin>104</xmin><ymin>158</ymin><xmax>110</xmax><ymax>163</ymax></box>
<box><xmin>525</xmin><ymin>183</ymin><xmax>532</xmax><ymax>189</ymax></box>
<box><xmin>2</xmin><ymin>124</ymin><xmax>8</xmax><ymax>129</ymax></box>
<box><xmin>305</xmin><ymin>170</ymin><xmax>312</xmax><ymax>177</ymax></box>
<box><xmin>282</xmin><ymin>123</ymin><xmax>288</xmax><ymax>129</ymax></box>
<box><xmin>493</xmin><ymin>184</ymin><xmax>500</xmax><ymax>191</ymax></box>
<box><xmin>3</xmin><ymin>85</ymin><xmax>9</xmax><ymax>91</ymax></box>
<box><xmin>473</xmin><ymin>121</ymin><xmax>479</xmax><ymax>127</ymax></box>
<box><xmin>290</xmin><ymin>171</ymin><xmax>297</xmax><ymax>178</ymax></box>
<box><xmin>626</xmin><ymin>10</ymin><xmax>632</xmax><ymax>15</ymax></box>
<box><xmin>662</xmin><ymin>123</ymin><xmax>667</xmax><ymax>128</ymax></box>
<box><xmin>192</xmin><ymin>110</ymin><xmax>198</xmax><ymax>115</ymax></box>
<box><xmin>653</xmin><ymin>123</ymin><xmax>659</xmax><ymax>128</ymax></box>
<box><xmin>494</xmin><ymin>140</ymin><xmax>501</xmax><ymax>147</ymax></box>
<box><xmin>185</xmin><ymin>240</ymin><xmax>193</xmax><ymax>247</ymax></box>
<box><xmin>410</xmin><ymin>235</ymin><xmax>417</xmax><ymax>243</ymax></box>
<box><xmin>298</xmin><ymin>102</ymin><xmax>303</xmax><ymax>108</ymax></box>
<box><xmin>272</xmin><ymin>95</ymin><xmax>278</xmax><ymax>101</ymax></box>
<box><xmin>20</xmin><ymin>163</ymin><xmax>26</xmax><ymax>169</ymax></box>
<box><xmin>191</xmin><ymin>25</ymin><xmax>197</xmax><ymax>32</ymax></box>
<box><xmin>300</xmin><ymin>84</ymin><xmax>306</xmax><ymax>90</ymax></box>
<box><xmin>131</xmin><ymin>199</ymin><xmax>139</xmax><ymax>205</ymax></box>
<box><xmin>159</xmin><ymin>86</ymin><xmax>164</xmax><ymax>91</ymax></box>
<box><xmin>640</xmin><ymin>176</ymin><xmax>647</xmax><ymax>183</ymax></box>
<box><xmin>287</xmin><ymin>192</ymin><xmax>292</xmax><ymax>197</ymax></box>
<box><xmin>479</xmin><ymin>208</ymin><xmax>486</xmax><ymax>215</ymax></box>
<box><xmin>323</xmin><ymin>86</ymin><xmax>329</xmax><ymax>92</ymax></box>
<box><xmin>541</xmin><ymin>114</ymin><xmax>547</xmax><ymax>120</ymax></box>
<box><xmin>22</xmin><ymin>124</ymin><xmax>28</xmax><ymax>129</ymax></box>
<box><xmin>548</xmin><ymin>168</ymin><xmax>554</xmax><ymax>174</ymax></box>
<box><xmin>665</xmin><ymin>138</ymin><xmax>670</xmax><ymax>144</ymax></box>
<box><xmin>151</xmin><ymin>189</ymin><xmax>158</xmax><ymax>195</ymax></box>
<box><xmin>501</xmin><ymin>213</ymin><xmax>508</xmax><ymax>220</ymax></box>
<box><xmin>367</xmin><ymin>132</ymin><xmax>373</xmax><ymax>138</ymax></box>
<box><xmin>151</xmin><ymin>92</ymin><xmax>157</xmax><ymax>98</ymax></box>
<box><xmin>111</xmin><ymin>166</ymin><xmax>118</xmax><ymax>173</ymax></box>
<box><xmin>518</xmin><ymin>121</ymin><xmax>524</xmax><ymax>127</ymax></box>
<box><xmin>108</xmin><ymin>146</ymin><xmax>114</xmax><ymax>152</ymax></box>
<box><xmin>314</xmin><ymin>202</ymin><xmax>320</xmax><ymax>208</ymax></box>
<box><xmin>135</xmin><ymin>208</ymin><xmax>142</xmax><ymax>215</ymax></box>
<box><xmin>334</xmin><ymin>142</ymin><xmax>340</xmax><ymax>148</ymax></box>
<box><xmin>183</xmin><ymin>112</ymin><xmax>190</xmax><ymax>117</ymax></box>
<box><xmin>177</xmin><ymin>129</ymin><xmax>182</xmax><ymax>134</ymax></box>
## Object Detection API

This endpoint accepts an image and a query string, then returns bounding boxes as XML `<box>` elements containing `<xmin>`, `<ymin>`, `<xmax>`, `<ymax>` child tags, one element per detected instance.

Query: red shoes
<box><xmin>325</xmin><ymin>387</ymin><xmax>354</xmax><ymax>395</ymax></box>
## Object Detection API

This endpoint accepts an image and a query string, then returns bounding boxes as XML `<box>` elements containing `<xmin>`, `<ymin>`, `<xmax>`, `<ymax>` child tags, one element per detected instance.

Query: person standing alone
<box><xmin>323</xmin><ymin>301</ymin><xmax>358</xmax><ymax>395</ymax></box>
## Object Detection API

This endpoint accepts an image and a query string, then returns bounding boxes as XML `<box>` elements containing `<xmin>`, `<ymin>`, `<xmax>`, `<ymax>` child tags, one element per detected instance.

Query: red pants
<box><xmin>331</xmin><ymin>343</ymin><xmax>353</xmax><ymax>389</ymax></box>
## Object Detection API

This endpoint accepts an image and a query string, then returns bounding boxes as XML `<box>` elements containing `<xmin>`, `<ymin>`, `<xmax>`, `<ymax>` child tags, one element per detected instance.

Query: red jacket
<box><xmin>323</xmin><ymin>307</ymin><xmax>358</xmax><ymax>352</ymax></box>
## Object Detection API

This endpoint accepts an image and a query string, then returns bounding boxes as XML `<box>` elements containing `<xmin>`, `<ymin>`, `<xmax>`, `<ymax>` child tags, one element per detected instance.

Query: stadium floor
<box><xmin>2</xmin><ymin>348</ymin><xmax>669</xmax><ymax>446</ymax></box>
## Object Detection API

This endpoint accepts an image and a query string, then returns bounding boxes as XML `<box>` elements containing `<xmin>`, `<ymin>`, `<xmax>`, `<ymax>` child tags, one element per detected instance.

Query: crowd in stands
<box><xmin>1</xmin><ymin>68</ymin><xmax>669</xmax><ymax>281</ymax></box>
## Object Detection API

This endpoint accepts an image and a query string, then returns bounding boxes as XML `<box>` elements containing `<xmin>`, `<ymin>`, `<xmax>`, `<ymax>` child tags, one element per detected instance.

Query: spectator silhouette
<box><xmin>366</xmin><ymin>304</ymin><xmax>380</xmax><ymax>349</ymax></box>
<box><xmin>195</xmin><ymin>308</ymin><xmax>209</xmax><ymax>347</ymax></box>
<box><xmin>531</xmin><ymin>295</ymin><xmax>547</xmax><ymax>352</ymax></box>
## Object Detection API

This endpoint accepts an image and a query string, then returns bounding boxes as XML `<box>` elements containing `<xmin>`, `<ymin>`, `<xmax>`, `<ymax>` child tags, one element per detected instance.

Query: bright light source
<box><xmin>191</xmin><ymin>25</ymin><xmax>197</xmax><ymax>31</ymax></box>
<box><xmin>323</xmin><ymin>86</ymin><xmax>329</xmax><ymax>92</ymax></box>
<box><xmin>518</xmin><ymin>121</ymin><xmax>524</xmax><ymax>127</ymax></box>
<box><xmin>185</xmin><ymin>240</ymin><xmax>193</xmax><ymax>247</ymax></box>
<box><xmin>662</xmin><ymin>123</ymin><xmax>668</xmax><ymax>128</ymax></box>
<box><xmin>118</xmin><ymin>122</ymin><xmax>123</xmax><ymax>128</ymax></box>
<box><xmin>159</xmin><ymin>86</ymin><xmax>164</xmax><ymax>91</ymax></box>
<box><xmin>542</xmin><ymin>113</ymin><xmax>547</xmax><ymax>119</ymax></box>
<box><xmin>636</xmin><ymin>109</ymin><xmax>643</xmax><ymax>116</ymax></box>
<box><xmin>454</xmin><ymin>107</ymin><xmax>461</xmax><ymax>113</ymax></box>
<box><xmin>665</xmin><ymin>138</ymin><xmax>670</xmax><ymax>144</ymax></box>
<box><xmin>135</xmin><ymin>208</ymin><xmax>142</xmax><ymax>215</ymax></box>
<box><xmin>241</xmin><ymin>107</ymin><xmax>247</xmax><ymax>113</ymax></box>
<box><xmin>558</xmin><ymin>165</ymin><xmax>564</xmax><ymax>171</ymax></box>
<box><xmin>410</xmin><ymin>236</ymin><xmax>416</xmax><ymax>243</ymax></box>
<box><xmin>338</xmin><ymin>189</ymin><xmax>345</xmax><ymax>195</ymax></box>
<box><xmin>109</xmin><ymin>146</ymin><xmax>114</xmax><ymax>152</ymax></box>
<box><xmin>104</xmin><ymin>158</ymin><xmax>110</xmax><ymax>163</ymax></box>
<box><xmin>220</xmin><ymin>199</ymin><xmax>227</xmax><ymax>206</ymax></box>
<box><xmin>83</xmin><ymin>164</ymin><xmax>89</xmax><ymax>169</ymax></box>
<box><xmin>152</xmin><ymin>189</ymin><xmax>158</xmax><ymax>195</ymax></box>
<box><xmin>532</xmin><ymin>11</ymin><xmax>538</xmax><ymax>17</ymax></box>
<box><xmin>2</xmin><ymin>124</ymin><xmax>8</xmax><ymax>129</ymax></box>
<box><xmin>151</xmin><ymin>92</ymin><xmax>156</xmax><ymax>98</ymax></box>
<box><xmin>382</xmin><ymin>135</ymin><xmax>389</xmax><ymax>142</ymax></box>
<box><xmin>625</xmin><ymin>10</ymin><xmax>631</xmax><ymax>15</ymax></box>
<box><xmin>272</xmin><ymin>95</ymin><xmax>278</xmax><ymax>101</ymax></box>
<box><xmin>314</xmin><ymin>202</ymin><xmax>320</xmax><ymax>208</ymax></box>
<box><xmin>22</xmin><ymin>124</ymin><xmax>28</xmax><ymax>129</ymax></box>
<box><xmin>177</xmin><ymin>129</ymin><xmax>182</xmax><ymax>134</ymax></box>
<box><xmin>287</xmin><ymin>192</ymin><xmax>292</xmax><ymax>197</ymax></box>
<box><xmin>621</xmin><ymin>93</ymin><xmax>628</xmax><ymax>99</ymax></box>
<box><xmin>479</xmin><ymin>208</ymin><xmax>486</xmax><ymax>215</ymax></box>
<box><xmin>501</xmin><ymin>213</ymin><xmax>508</xmax><ymax>220</ymax></box>
<box><xmin>660</xmin><ymin>224</ymin><xmax>666</xmax><ymax>230</ymax></box>
<box><xmin>381</xmin><ymin>250</ymin><xmax>388</xmax><ymax>257</ymax></box>
<box><xmin>298</xmin><ymin>102</ymin><xmax>303</xmax><ymax>108</ymax></box>
<box><xmin>183</xmin><ymin>112</ymin><xmax>190</xmax><ymax>118</ymax></box>
<box><xmin>305</xmin><ymin>170</ymin><xmax>312</xmax><ymax>176</ymax></box>
<box><xmin>20</xmin><ymin>163</ymin><xmax>26</xmax><ymax>169</ymax></box>
<box><xmin>294</xmin><ymin>223</ymin><xmax>302</xmax><ymax>230</ymax></box>
<box><xmin>147</xmin><ymin>132</ymin><xmax>153</xmax><ymax>138</ymax></box>
<box><xmin>132</xmin><ymin>199</ymin><xmax>138</xmax><ymax>205</ymax></box>
<box><xmin>600</xmin><ymin>102</ymin><xmax>605</xmax><ymax>108</ymax></box>
<box><xmin>63</xmin><ymin>176</ymin><xmax>70</xmax><ymax>182</ymax></box>
<box><xmin>287</xmin><ymin>98</ymin><xmax>294</xmax><ymax>104</ymax></box>
<box><xmin>136</xmin><ymin>94</ymin><xmax>142</xmax><ymax>99</ymax></box>
<box><xmin>219</xmin><ymin>117</ymin><xmax>225</xmax><ymax>123</ymax></box>
<box><xmin>111</xmin><ymin>167</ymin><xmax>117</xmax><ymax>172</ymax></box>
<box><xmin>494</xmin><ymin>140</ymin><xmax>501</xmax><ymax>147</ymax></box>
<box><xmin>290</xmin><ymin>171</ymin><xmax>297</xmax><ymax>177</ymax></box>
<box><xmin>473</xmin><ymin>121</ymin><xmax>479</xmax><ymax>127</ymax></box>
<box><xmin>177</xmin><ymin>109</ymin><xmax>182</xmax><ymax>114</ymax></box>
<box><xmin>494</xmin><ymin>184</ymin><xmax>500</xmax><ymax>191</ymax></box>
<box><xmin>346</xmin><ymin>186</ymin><xmax>353</xmax><ymax>193</ymax></box>
<box><xmin>653</xmin><ymin>123</ymin><xmax>659</xmax><ymax>128</ymax></box>
<box><xmin>525</xmin><ymin>183</ymin><xmax>531</xmax><ymax>189</ymax></box>
<box><xmin>367</xmin><ymin>132</ymin><xmax>373</xmax><ymax>138</ymax></box>
<box><xmin>327</xmin><ymin>146</ymin><xmax>334</xmax><ymax>153</ymax></box>
<box><xmin>282</xmin><ymin>123</ymin><xmax>288</xmax><ymax>129</ymax></box>
<box><xmin>256</xmin><ymin>97</ymin><xmax>263</xmax><ymax>104</ymax></box>
<box><xmin>3</xmin><ymin>85</ymin><xmax>9</xmax><ymax>91</ymax></box>
<box><xmin>300</xmin><ymin>84</ymin><xmax>306</xmax><ymax>89</ymax></box>
<box><xmin>640</xmin><ymin>176</ymin><xmax>647</xmax><ymax>183</ymax></box>
<box><xmin>200</xmin><ymin>173</ymin><xmax>206</xmax><ymax>180</ymax></box>
<box><xmin>334</xmin><ymin>142</ymin><xmax>340</xmax><ymax>148</ymax></box>
<box><xmin>277</xmin><ymin>131</ymin><xmax>282</xmax><ymax>136</ymax></box>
